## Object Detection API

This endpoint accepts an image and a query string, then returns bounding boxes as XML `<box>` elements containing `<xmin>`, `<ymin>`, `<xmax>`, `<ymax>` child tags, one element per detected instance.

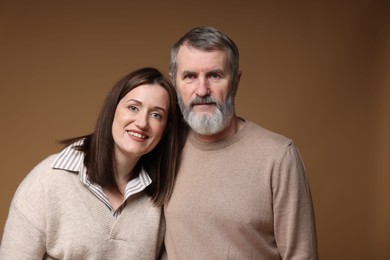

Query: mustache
<box><xmin>190</xmin><ymin>96</ymin><xmax>216</xmax><ymax>106</ymax></box>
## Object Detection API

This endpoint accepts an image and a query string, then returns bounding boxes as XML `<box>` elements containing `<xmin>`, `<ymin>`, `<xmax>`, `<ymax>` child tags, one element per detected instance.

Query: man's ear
<box><xmin>238</xmin><ymin>70</ymin><xmax>242</xmax><ymax>82</ymax></box>
<box><xmin>169</xmin><ymin>73</ymin><xmax>173</xmax><ymax>83</ymax></box>
<box><xmin>232</xmin><ymin>70</ymin><xmax>242</xmax><ymax>97</ymax></box>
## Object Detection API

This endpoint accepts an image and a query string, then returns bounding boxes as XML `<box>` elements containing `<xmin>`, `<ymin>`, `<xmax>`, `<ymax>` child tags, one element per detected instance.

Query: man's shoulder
<box><xmin>244</xmin><ymin>120</ymin><xmax>293</xmax><ymax>148</ymax></box>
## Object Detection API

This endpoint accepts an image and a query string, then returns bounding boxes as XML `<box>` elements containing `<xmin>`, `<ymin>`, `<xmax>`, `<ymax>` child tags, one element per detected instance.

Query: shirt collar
<box><xmin>51</xmin><ymin>139</ymin><xmax>152</xmax><ymax>210</ymax></box>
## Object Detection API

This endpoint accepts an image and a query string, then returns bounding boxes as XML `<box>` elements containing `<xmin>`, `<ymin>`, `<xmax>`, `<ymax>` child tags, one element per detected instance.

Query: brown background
<box><xmin>1</xmin><ymin>1</ymin><xmax>389</xmax><ymax>259</ymax></box>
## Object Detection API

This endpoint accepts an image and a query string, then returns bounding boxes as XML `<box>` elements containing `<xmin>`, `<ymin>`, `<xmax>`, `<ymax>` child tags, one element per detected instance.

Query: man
<box><xmin>163</xmin><ymin>26</ymin><xmax>318</xmax><ymax>259</ymax></box>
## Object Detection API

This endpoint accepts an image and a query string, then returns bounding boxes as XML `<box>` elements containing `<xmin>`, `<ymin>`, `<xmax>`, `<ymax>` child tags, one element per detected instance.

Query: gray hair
<box><xmin>169</xmin><ymin>26</ymin><xmax>240</xmax><ymax>96</ymax></box>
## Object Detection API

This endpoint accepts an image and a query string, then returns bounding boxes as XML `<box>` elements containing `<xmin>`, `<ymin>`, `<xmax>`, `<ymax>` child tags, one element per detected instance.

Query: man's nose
<box><xmin>196</xmin><ymin>77</ymin><xmax>210</xmax><ymax>97</ymax></box>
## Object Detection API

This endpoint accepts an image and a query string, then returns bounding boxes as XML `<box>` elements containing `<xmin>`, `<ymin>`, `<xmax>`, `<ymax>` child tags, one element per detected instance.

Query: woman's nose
<box><xmin>135</xmin><ymin>114</ymin><xmax>149</xmax><ymax>130</ymax></box>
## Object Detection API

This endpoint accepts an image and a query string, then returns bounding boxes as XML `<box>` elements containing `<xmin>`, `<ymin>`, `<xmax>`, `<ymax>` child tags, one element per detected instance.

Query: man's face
<box><xmin>174</xmin><ymin>44</ymin><xmax>234</xmax><ymax>135</ymax></box>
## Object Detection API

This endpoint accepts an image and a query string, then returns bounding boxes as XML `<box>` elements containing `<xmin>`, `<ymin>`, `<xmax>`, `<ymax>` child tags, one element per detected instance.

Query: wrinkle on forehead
<box><xmin>177</xmin><ymin>45</ymin><xmax>228</xmax><ymax>74</ymax></box>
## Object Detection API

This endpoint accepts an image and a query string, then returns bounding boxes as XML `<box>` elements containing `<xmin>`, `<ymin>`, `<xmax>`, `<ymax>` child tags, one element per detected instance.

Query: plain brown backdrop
<box><xmin>1</xmin><ymin>1</ymin><xmax>389</xmax><ymax>259</ymax></box>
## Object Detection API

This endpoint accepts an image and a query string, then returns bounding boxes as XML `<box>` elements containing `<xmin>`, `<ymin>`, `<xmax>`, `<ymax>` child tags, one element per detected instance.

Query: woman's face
<box><xmin>112</xmin><ymin>84</ymin><xmax>170</xmax><ymax>162</ymax></box>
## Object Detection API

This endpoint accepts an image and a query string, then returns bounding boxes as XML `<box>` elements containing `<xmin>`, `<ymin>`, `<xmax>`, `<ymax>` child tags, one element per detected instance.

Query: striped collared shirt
<box><xmin>51</xmin><ymin>139</ymin><xmax>152</xmax><ymax>217</ymax></box>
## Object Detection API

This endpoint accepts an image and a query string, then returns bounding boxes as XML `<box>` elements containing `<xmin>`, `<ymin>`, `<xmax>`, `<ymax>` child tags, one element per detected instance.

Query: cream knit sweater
<box><xmin>0</xmin><ymin>155</ymin><xmax>164</xmax><ymax>260</ymax></box>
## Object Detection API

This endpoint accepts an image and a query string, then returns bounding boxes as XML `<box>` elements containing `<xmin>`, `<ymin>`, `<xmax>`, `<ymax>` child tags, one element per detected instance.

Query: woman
<box><xmin>0</xmin><ymin>67</ymin><xmax>185</xmax><ymax>259</ymax></box>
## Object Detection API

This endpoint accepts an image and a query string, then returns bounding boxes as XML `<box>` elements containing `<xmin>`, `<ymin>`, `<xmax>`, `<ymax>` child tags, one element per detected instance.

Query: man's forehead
<box><xmin>176</xmin><ymin>45</ymin><xmax>228</xmax><ymax>72</ymax></box>
<box><xmin>177</xmin><ymin>44</ymin><xmax>226</xmax><ymax>57</ymax></box>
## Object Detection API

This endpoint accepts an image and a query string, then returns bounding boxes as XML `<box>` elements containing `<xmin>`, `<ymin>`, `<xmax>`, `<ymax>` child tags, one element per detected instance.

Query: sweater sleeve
<box><xmin>272</xmin><ymin>143</ymin><xmax>319</xmax><ymax>260</ymax></box>
<box><xmin>0</xmin><ymin>165</ymin><xmax>47</xmax><ymax>259</ymax></box>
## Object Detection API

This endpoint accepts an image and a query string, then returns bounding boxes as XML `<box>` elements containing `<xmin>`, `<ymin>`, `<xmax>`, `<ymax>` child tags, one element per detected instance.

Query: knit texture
<box><xmin>0</xmin><ymin>154</ymin><xmax>164</xmax><ymax>260</ymax></box>
<box><xmin>163</xmin><ymin>120</ymin><xmax>318</xmax><ymax>259</ymax></box>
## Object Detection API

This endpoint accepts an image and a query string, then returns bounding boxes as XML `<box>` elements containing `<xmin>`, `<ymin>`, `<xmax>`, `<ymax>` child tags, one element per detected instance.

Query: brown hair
<box><xmin>61</xmin><ymin>67</ymin><xmax>187</xmax><ymax>206</ymax></box>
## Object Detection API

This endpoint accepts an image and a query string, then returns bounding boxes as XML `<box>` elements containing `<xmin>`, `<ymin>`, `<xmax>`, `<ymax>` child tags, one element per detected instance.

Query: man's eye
<box><xmin>184</xmin><ymin>74</ymin><xmax>195</xmax><ymax>80</ymax></box>
<box><xmin>209</xmin><ymin>73</ymin><xmax>221</xmax><ymax>79</ymax></box>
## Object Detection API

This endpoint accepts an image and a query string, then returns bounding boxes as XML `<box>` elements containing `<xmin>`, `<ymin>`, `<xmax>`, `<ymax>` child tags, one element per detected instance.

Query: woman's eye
<box><xmin>150</xmin><ymin>112</ymin><xmax>162</xmax><ymax>119</ymax></box>
<box><xmin>129</xmin><ymin>105</ymin><xmax>139</xmax><ymax>112</ymax></box>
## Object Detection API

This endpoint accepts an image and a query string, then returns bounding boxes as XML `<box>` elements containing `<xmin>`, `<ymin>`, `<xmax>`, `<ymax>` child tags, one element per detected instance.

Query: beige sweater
<box><xmin>0</xmin><ymin>154</ymin><xmax>164</xmax><ymax>260</ymax></box>
<box><xmin>163</xmin><ymin>120</ymin><xmax>318</xmax><ymax>259</ymax></box>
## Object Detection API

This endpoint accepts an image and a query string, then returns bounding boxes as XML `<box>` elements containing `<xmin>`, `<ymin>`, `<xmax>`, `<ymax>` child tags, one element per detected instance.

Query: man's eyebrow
<box><xmin>207</xmin><ymin>68</ymin><xmax>224</xmax><ymax>74</ymax></box>
<box><xmin>181</xmin><ymin>70</ymin><xmax>196</xmax><ymax>75</ymax></box>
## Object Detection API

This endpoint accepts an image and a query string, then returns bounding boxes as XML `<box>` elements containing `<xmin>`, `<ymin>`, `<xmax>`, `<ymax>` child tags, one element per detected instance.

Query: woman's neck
<box><xmin>103</xmin><ymin>152</ymin><xmax>140</xmax><ymax>210</ymax></box>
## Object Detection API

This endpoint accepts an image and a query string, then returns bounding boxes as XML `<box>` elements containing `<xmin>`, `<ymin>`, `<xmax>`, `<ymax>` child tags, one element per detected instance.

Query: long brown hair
<box><xmin>61</xmin><ymin>67</ymin><xmax>187</xmax><ymax>206</ymax></box>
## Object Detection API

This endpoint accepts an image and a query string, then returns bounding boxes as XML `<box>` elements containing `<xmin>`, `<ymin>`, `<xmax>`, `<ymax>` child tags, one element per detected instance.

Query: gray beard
<box><xmin>178</xmin><ymin>94</ymin><xmax>235</xmax><ymax>135</ymax></box>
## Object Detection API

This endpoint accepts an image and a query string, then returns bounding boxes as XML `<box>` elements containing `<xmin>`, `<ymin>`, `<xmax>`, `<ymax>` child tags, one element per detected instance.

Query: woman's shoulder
<box><xmin>27</xmin><ymin>154</ymin><xmax>61</xmax><ymax>179</ymax></box>
<box><xmin>10</xmin><ymin>154</ymin><xmax>61</xmax><ymax>207</ymax></box>
<box><xmin>14</xmin><ymin>153</ymin><xmax>72</xmax><ymax>197</ymax></box>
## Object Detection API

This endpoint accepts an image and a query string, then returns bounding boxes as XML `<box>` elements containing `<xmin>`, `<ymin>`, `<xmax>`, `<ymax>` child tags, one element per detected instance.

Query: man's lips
<box><xmin>191</xmin><ymin>102</ymin><xmax>216</xmax><ymax>107</ymax></box>
<box><xmin>191</xmin><ymin>103</ymin><xmax>216</xmax><ymax>112</ymax></box>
